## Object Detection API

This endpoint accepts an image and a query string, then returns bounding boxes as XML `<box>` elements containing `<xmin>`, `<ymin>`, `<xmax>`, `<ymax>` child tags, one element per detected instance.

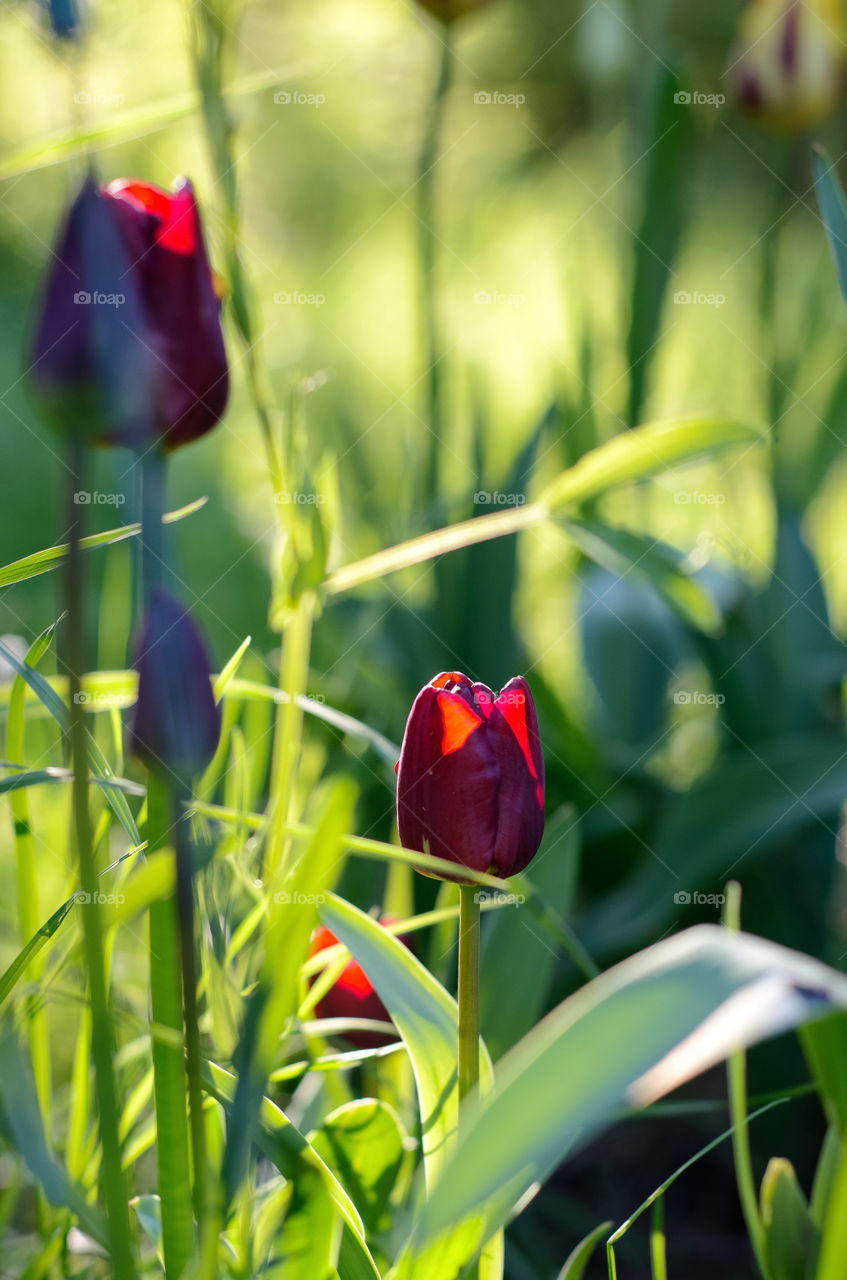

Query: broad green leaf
<box><xmin>555</xmin><ymin>1220</ymin><xmax>613</xmax><ymax>1280</ymax></box>
<box><xmin>320</xmin><ymin>896</ymin><xmax>504</xmax><ymax>1280</ymax></box>
<box><xmin>204</xmin><ymin>1060</ymin><xmax>381</xmax><ymax>1280</ymax></box>
<box><xmin>404</xmin><ymin>926</ymin><xmax>847</xmax><ymax>1276</ymax></box>
<box><xmin>813</xmin><ymin>145</ymin><xmax>847</xmax><ymax>312</ymax></box>
<box><xmin>310</xmin><ymin>1099</ymin><xmax>405</xmax><ymax>1236</ymax></box>
<box><xmin>0</xmin><ymin>497</ymin><xmax>206</xmax><ymax>589</ymax></box>
<box><xmin>562</xmin><ymin>516</ymin><xmax>721</xmax><ymax>633</ymax></box>
<box><xmin>130</xmin><ymin>1195</ymin><xmax>164</xmax><ymax>1265</ymax></box>
<box><xmin>801</xmin><ymin>1013</ymin><xmax>847</xmax><ymax>1135</ymax></box>
<box><xmin>324</xmin><ymin>418</ymin><xmax>761</xmax><ymax>594</ymax></box>
<box><xmin>541</xmin><ymin>418</ymin><xmax>762</xmax><ymax>513</ymax></box>
<box><xmin>275</xmin><ymin>1166</ymin><xmax>340</xmax><ymax>1280</ymax></box>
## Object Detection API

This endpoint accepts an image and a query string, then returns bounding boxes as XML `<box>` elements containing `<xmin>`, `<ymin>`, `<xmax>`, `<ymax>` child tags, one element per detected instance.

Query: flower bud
<box><xmin>731</xmin><ymin>0</ymin><xmax>846</xmax><ymax>132</ymax></box>
<box><xmin>396</xmin><ymin>672</ymin><xmax>545</xmax><ymax>880</ymax></box>
<box><xmin>130</xmin><ymin>589</ymin><xmax>221</xmax><ymax>784</ymax></box>
<box><xmin>29</xmin><ymin>176</ymin><xmax>228</xmax><ymax>451</ymax></box>
<box><xmin>310</xmin><ymin>921</ymin><xmax>406</xmax><ymax>1048</ymax></box>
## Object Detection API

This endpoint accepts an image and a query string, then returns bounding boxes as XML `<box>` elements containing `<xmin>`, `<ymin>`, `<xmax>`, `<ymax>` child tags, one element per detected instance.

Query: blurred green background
<box><xmin>3</xmin><ymin>0</ymin><xmax>847</xmax><ymax>1274</ymax></box>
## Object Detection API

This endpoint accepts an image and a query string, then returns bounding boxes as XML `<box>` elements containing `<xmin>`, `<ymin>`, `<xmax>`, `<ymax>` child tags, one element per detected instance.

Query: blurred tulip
<box><xmin>310</xmin><ymin>922</ymin><xmax>403</xmax><ymax>1049</ymax></box>
<box><xmin>396</xmin><ymin>671</ymin><xmax>545</xmax><ymax>880</ymax></box>
<box><xmin>731</xmin><ymin>0</ymin><xmax>846</xmax><ymax>131</ymax></box>
<box><xmin>30</xmin><ymin>176</ymin><xmax>228</xmax><ymax>451</ymax></box>
<box><xmin>130</xmin><ymin>588</ymin><xmax>221</xmax><ymax>783</ymax></box>
<box><xmin>413</xmin><ymin>0</ymin><xmax>491</xmax><ymax>22</ymax></box>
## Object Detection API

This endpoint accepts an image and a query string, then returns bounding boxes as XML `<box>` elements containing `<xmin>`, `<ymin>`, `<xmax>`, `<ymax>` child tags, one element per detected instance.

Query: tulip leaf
<box><xmin>319</xmin><ymin>894</ymin><xmax>504</xmax><ymax>1280</ymax></box>
<box><xmin>555</xmin><ymin>1220</ymin><xmax>613</xmax><ymax>1280</ymax></box>
<box><xmin>760</xmin><ymin>1157</ymin><xmax>820</xmax><ymax>1280</ymax></box>
<box><xmin>399</xmin><ymin>926</ymin><xmax>847</xmax><ymax>1278</ymax></box>
<box><xmin>561</xmin><ymin>516</ymin><xmax>721</xmax><ymax>634</ymax></box>
<box><xmin>813</xmin><ymin>146</ymin><xmax>847</xmax><ymax>313</ymax></box>
<box><xmin>325</xmin><ymin>418</ymin><xmax>761</xmax><ymax>594</ymax></box>
<box><xmin>309</xmin><ymin>1099</ymin><xmax>405</xmax><ymax>1236</ymax></box>
<box><xmin>0</xmin><ymin>496</ymin><xmax>206</xmax><ymax>590</ymax></box>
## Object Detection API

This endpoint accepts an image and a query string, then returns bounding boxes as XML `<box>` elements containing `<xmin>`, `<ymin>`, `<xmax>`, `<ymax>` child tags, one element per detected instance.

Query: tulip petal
<box><xmin>396</xmin><ymin>684</ymin><xmax>499</xmax><ymax>876</ymax></box>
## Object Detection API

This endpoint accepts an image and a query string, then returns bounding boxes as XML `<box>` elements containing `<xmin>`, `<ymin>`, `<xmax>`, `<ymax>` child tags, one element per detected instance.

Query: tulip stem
<box><xmin>65</xmin><ymin>440</ymin><xmax>135</xmax><ymax>1280</ymax></box>
<box><xmin>457</xmin><ymin>883</ymin><xmax>480</xmax><ymax>1105</ymax></box>
<box><xmin>174</xmin><ymin>797</ymin><xmax>208</xmax><ymax>1228</ymax></box>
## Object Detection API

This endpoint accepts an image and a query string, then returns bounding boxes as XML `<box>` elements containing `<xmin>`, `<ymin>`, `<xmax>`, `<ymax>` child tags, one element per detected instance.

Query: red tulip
<box><xmin>30</xmin><ymin>175</ymin><xmax>227</xmax><ymax>451</ymax></box>
<box><xmin>309</xmin><ymin>923</ymin><xmax>401</xmax><ymax>1049</ymax></box>
<box><xmin>396</xmin><ymin>672</ymin><xmax>545</xmax><ymax>880</ymax></box>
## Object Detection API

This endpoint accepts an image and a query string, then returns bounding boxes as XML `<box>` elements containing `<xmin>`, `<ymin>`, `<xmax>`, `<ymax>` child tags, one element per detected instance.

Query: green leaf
<box><xmin>214</xmin><ymin>636</ymin><xmax>252</xmax><ymax>702</ymax></box>
<box><xmin>562</xmin><ymin>516</ymin><xmax>721</xmax><ymax>633</ymax></box>
<box><xmin>130</xmin><ymin>1195</ymin><xmax>164</xmax><ymax>1265</ymax></box>
<box><xmin>320</xmin><ymin>896</ymin><xmax>505</xmax><ymax>1280</ymax></box>
<box><xmin>0</xmin><ymin>898</ymin><xmax>75</xmax><ymax>1008</ymax></box>
<box><xmin>760</xmin><ymin>1157</ymin><xmax>819</xmax><ymax>1280</ymax></box>
<box><xmin>555</xmin><ymin>1220</ymin><xmax>613</xmax><ymax>1280</ymax></box>
<box><xmin>310</xmin><ymin>1099</ymin><xmax>405</xmax><ymax>1236</ymax></box>
<box><xmin>813</xmin><ymin>146</ymin><xmax>847</xmax><ymax>312</ymax></box>
<box><xmin>0</xmin><ymin>497</ymin><xmax>207</xmax><ymax>589</ymax></box>
<box><xmin>403</xmin><ymin>926</ymin><xmax>847</xmax><ymax>1276</ymax></box>
<box><xmin>801</xmin><ymin>1013</ymin><xmax>847</xmax><ymax>1135</ymax></box>
<box><xmin>541</xmin><ymin>418</ymin><xmax>762</xmax><ymax>513</ymax></box>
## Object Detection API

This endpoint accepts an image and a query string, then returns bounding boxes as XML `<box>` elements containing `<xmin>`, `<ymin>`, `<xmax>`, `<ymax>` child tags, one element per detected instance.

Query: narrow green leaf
<box><xmin>0</xmin><ymin>497</ymin><xmax>207</xmax><ymax>589</ymax></box>
<box><xmin>813</xmin><ymin>145</ymin><xmax>847</xmax><ymax>312</ymax></box>
<box><xmin>310</xmin><ymin>1099</ymin><xmax>405</xmax><ymax>1236</ymax></box>
<box><xmin>555</xmin><ymin>1220</ymin><xmax>613</xmax><ymax>1280</ymax></box>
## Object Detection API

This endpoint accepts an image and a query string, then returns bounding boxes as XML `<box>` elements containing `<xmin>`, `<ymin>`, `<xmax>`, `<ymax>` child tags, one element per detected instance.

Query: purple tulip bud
<box><xmin>396</xmin><ymin>671</ymin><xmax>545</xmax><ymax>880</ymax></box>
<box><xmin>130</xmin><ymin>589</ymin><xmax>221</xmax><ymax>783</ymax></box>
<box><xmin>29</xmin><ymin>175</ymin><xmax>228</xmax><ymax>451</ymax></box>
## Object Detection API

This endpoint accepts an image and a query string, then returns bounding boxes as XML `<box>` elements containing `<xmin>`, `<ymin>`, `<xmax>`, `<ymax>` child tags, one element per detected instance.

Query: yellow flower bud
<box><xmin>730</xmin><ymin>0</ymin><xmax>846</xmax><ymax>131</ymax></box>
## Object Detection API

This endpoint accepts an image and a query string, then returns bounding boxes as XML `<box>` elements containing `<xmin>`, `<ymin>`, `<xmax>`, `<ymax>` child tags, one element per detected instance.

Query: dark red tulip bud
<box><xmin>102</xmin><ymin>178</ymin><xmax>228</xmax><ymax>450</ymax></box>
<box><xmin>30</xmin><ymin>175</ymin><xmax>228</xmax><ymax>451</ymax></box>
<box><xmin>310</xmin><ymin>921</ymin><xmax>405</xmax><ymax>1049</ymax></box>
<box><xmin>130</xmin><ymin>589</ymin><xmax>221</xmax><ymax>783</ymax></box>
<box><xmin>396</xmin><ymin>672</ymin><xmax>544</xmax><ymax>880</ymax></box>
<box><xmin>29</xmin><ymin>177</ymin><xmax>158</xmax><ymax>444</ymax></box>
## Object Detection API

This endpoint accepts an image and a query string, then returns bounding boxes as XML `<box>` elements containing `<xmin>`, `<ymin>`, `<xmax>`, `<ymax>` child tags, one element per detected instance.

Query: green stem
<box><xmin>457</xmin><ymin>883</ymin><xmax>480</xmax><ymax>1104</ymax></box>
<box><xmin>147</xmin><ymin>776</ymin><xmax>194</xmax><ymax>1279</ymax></box>
<box><xmin>140</xmin><ymin>449</ymin><xmax>167</xmax><ymax>605</ymax></box>
<box><xmin>174</xmin><ymin>804</ymin><xmax>207</xmax><ymax>1227</ymax></box>
<box><xmin>418</xmin><ymin>29</ymin><xmax>453</xmax><ymax>505</ymax></box>
<box><xmin>650</xmin><ymin>1197</ymin><xmax>666</xmax><ymax>1280</ymax></box>
<box><xmin>264</xmin><ymin>592</ymin><xmax>315</xmax><ymax>880</ymax></box>
<box><xmin>724</xmin><ymin>882</ymin><xmax>769</xmax><ymax>1278</ymax></box>
<box><xmin>65</xmin><ymin>440</ymin><xmax>135</xmax><ymax>1280</ymax></box>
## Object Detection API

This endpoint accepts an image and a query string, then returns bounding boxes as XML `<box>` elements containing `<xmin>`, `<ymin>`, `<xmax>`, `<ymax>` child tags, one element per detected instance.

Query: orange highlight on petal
<box><xmin>439</xmin><ymin>693</ymin><xmax>481</xmax><ymax>756</ymax></box>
